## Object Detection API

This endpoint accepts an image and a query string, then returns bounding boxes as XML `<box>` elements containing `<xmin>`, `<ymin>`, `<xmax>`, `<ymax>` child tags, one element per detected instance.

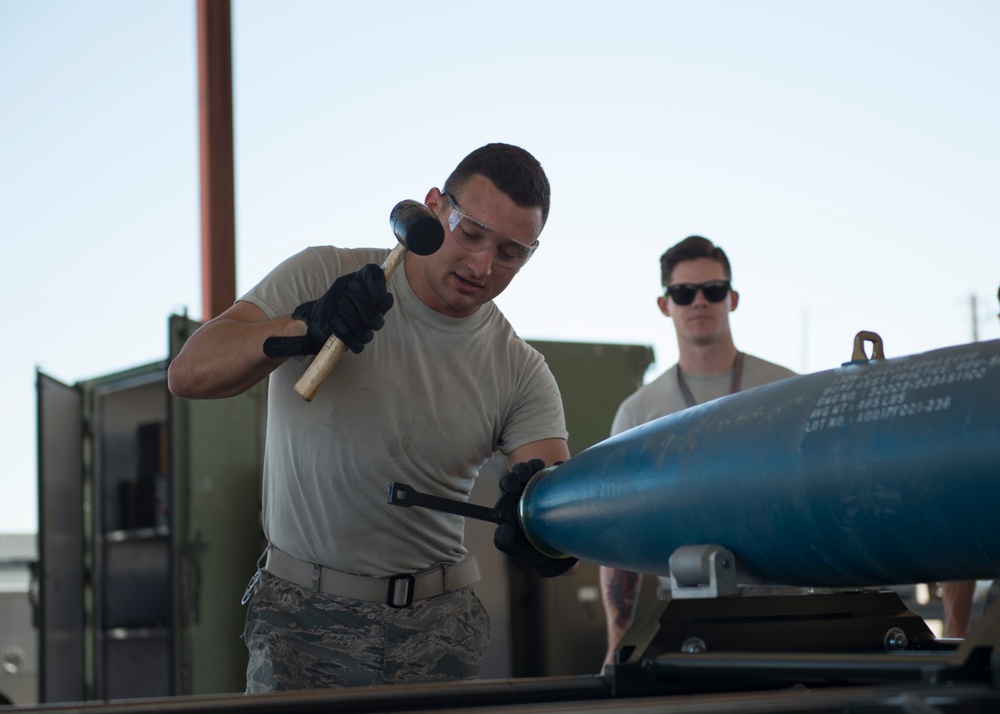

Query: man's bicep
<box><xmin>215</xmin><ymin>298</ymin><xmax>271</xmax><ymax>324</ymax></box>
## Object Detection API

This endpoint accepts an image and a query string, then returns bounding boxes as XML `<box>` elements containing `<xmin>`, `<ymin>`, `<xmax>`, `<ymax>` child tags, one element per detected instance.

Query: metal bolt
<box><xmin>2</xmin><ymin>647</ymin><xmax>25</xmax><ymax>674</ymax></box>
<box><xmin>884</xmin><ymin>627</ymin><xmax>909</xmax><ymax>651</ymax></box>
<box><xmin>681</xmin><ymin>637</ymin><xmax>707</xmax><ymax>654</ymax></box>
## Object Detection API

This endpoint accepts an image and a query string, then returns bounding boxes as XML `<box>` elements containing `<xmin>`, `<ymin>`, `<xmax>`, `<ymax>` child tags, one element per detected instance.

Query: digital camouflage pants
<box><xmin>242</xmin><ymin>571</ymin><xmax>491</xmax><ymax>692</ymax></box>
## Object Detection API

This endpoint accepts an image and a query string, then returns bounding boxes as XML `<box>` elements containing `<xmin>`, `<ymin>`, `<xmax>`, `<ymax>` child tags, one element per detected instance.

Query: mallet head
<box><xmin>390</xmin><ymin>200</ymin><xmax>445</xmax><ymax>256</ymax></box>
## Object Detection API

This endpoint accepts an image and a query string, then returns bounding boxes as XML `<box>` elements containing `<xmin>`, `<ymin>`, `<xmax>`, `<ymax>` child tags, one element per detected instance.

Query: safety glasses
<box><xmin>444</xmin><ymin>192</ymin><xmax>538</xmax><ymax>270</ymax></box>
<box><xmin>665</xmin><ymin>280</ymin><xmax>731</xmax><ymax>305</ymax></box>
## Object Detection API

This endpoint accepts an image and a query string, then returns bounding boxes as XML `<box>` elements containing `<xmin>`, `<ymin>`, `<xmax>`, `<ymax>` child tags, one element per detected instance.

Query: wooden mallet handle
<box><xmin>293</xmin><ymin>200</ymin><xmax>444</xmax><ymax>402</ymax></box>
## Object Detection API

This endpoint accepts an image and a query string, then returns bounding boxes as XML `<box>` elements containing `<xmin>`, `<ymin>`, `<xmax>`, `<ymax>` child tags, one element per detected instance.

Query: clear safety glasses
<box><xmin>444</xmin><ymin>192</ymin><xmax>538</xmax><ymax>270</ymax></box>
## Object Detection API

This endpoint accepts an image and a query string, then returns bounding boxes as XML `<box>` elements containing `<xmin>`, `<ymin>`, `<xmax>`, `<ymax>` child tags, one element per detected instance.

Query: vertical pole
<box><xmin>197</xmin><ymin>0</ymin><xmax>236</xmax><ymax>321</ymax></box>
<box><xmin>971</xmin><ymin>293</ymin><xmax>978</xmax><ymax>343</ymax></box>
<box><xmin>800</xmin><ymin>308</ymin><xmax>809</xmax><ymax>374</ymax></box>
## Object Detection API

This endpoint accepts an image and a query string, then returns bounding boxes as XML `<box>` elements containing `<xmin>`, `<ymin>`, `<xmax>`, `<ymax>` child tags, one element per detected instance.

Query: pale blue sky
<box><xmin>2</xmin><ymin>0</ymin><xmax>998</xmax><ymax>534</ymax></box>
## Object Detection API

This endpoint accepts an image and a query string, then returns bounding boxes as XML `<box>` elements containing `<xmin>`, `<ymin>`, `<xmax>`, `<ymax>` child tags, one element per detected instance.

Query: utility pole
<box><xmin>971</xmin><ymin>293</ymin><xmax>978</xmax><ymax>343</ymax></box>
<box><xmin>801</xmin><ymin>308</ymin><xmax>808</xmax><ymax>374</ymax></box>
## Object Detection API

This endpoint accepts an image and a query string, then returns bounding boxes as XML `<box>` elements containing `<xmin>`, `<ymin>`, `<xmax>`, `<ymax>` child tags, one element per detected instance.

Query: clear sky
<box><xmin>1</xmin><ymin>0</ymin><xmax>997</xmax><ymax>534</ymax></box>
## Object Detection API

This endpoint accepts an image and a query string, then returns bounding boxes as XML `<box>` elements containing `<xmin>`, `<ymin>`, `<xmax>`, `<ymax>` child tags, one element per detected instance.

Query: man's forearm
<box><xmin>601</xmin><ymin>565</ymin><xmax>641</xmax><ymax>648</ymax></box>
<box><xmin>168</xmin><ymin>310</ymin><xmax>305</xmax><ymax>399</ymax></box>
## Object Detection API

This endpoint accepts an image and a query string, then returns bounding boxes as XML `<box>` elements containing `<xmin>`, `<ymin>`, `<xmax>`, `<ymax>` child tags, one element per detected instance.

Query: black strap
<box><xmin>263</xmin><ymin>335</ymin><xmax>308</xmax><ymax>357</ymax></box>
<box><xmin>677</xmin><ymin>352</ymin><xmax>744</xmax><ymax>408</ymax></box>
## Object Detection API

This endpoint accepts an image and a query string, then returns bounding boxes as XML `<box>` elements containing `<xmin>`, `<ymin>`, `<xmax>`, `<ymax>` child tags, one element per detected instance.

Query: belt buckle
<box><xmin>387</xmin><ymin>573</ymin><xmax>415</xmax><ymax>608</ymax></box>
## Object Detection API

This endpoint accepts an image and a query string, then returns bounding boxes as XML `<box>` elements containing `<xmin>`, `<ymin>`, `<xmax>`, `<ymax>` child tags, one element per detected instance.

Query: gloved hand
<box><xmin>493</xmin><ymin>459</ymin><xmax>579</xmax><ymax>577</ymax></box>
<box><xmin>294</xmin><ymin>263</ymin><xmax>394</xmax><ymax>355</ymax></box>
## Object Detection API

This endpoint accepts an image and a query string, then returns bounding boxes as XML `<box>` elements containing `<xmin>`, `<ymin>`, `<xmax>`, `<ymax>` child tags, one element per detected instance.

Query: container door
<box><xmin>36</xmin><ymin>371</ymin><xmax>85</xmax><ymax>703</ymax></box>
<box><xmin>168</xmin><ymin>314</ymin><xmax>267</xmax><ymax>695</ymax></box>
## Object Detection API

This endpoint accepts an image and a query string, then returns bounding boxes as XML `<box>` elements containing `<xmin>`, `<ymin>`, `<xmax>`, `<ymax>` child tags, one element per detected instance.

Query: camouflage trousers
<box><xmin>242</xmin><ymin>570</ymin><xmax>491</xmax><ymax>692</ymax></box>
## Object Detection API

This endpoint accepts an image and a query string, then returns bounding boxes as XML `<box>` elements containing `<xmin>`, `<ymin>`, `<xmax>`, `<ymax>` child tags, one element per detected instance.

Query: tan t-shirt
<box><xmin>611</xmin><ymin>356</ymin><xmax>797</xmax><ymax>436</ymax></box>
<box><xmin>240</xmin><ymin>246</ymin><xmax>567</xmax><ymax>576</ymax></box>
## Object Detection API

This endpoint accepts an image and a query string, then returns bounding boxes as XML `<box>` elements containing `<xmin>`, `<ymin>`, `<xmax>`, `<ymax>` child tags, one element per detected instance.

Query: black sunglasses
<box><xmin>665</xmin><ymin>280</ymin><xmax>731</xmax><ymax>306</ymax></box>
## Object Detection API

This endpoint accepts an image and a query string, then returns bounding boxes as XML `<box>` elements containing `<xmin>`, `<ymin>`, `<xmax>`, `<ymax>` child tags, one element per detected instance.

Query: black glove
<box><xmin>493</xmin><ymin>459</ymin><xmax>579</xmax><ymax>578</ymax></box>
<box><xmin>295</xmin><ymin>263</ymin><xmax>394</xmax><ymax>355</ymax></box>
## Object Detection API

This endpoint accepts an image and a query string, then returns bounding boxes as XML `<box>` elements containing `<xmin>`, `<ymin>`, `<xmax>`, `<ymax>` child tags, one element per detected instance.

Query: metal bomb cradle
<box><xmin>388</xmin><ymin>334</ymin><xmax>1000</xmax><ymax>707</ymax></box>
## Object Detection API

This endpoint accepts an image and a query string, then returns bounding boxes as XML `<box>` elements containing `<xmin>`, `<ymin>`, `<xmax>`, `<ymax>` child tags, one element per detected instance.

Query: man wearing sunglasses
<box><xmin>599</xmin><ymin>235</ymin><xmax>796</xmax><ymax>668</ymax></box>
<box><xmin>168</xmin><ymin>143</ymin><xmax>573</xmax><ymax>692</ymax></box>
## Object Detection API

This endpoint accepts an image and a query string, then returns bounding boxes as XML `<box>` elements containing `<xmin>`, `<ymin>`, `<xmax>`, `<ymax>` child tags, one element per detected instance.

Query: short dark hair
<box><xmin>443</xmin><ymin>143</ymin><xmax>551</xmax><ymax>227</ymax></box>
<box><xmin>660</xmin><ymin>235</ymin><xmax>732</xmax><ymax>288</ymax></box>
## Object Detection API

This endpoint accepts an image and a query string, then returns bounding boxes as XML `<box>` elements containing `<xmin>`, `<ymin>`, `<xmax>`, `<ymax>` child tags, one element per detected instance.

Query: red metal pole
<box><xmin>197</xmin><ymin>0</ymin><xmax>236</xmax><ymax>321</ymax></box>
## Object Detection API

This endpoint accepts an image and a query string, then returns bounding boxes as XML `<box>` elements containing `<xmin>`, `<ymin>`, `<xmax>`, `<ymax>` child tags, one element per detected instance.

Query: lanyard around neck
<box><xmin>676</xmin><ymin>352</ymin><xmax>744</xmax><ymax>409</ymax></box>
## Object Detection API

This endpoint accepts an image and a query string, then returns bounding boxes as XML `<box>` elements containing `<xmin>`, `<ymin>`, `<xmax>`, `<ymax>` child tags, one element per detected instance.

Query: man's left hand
<box><xmin>493</xmin><ymin>459</ymin><xmax>579</xmax><ymax>577</ymax></box>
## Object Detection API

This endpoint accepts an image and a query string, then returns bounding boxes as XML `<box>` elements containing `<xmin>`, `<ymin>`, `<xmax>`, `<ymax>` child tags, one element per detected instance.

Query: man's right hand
<box><xmin>295</xmin><ymin>264</ymin><xmax>394</xmax><ymax>354</ymax></box>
